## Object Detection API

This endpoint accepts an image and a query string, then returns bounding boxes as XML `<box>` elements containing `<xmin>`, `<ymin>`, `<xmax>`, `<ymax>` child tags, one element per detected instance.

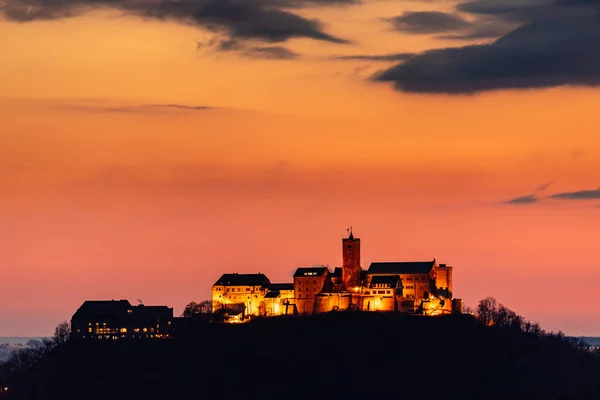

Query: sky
<box><xmin>1</xmin><ymin>0</ymin><xmax>600</xmax><ymax>336</ymax></box>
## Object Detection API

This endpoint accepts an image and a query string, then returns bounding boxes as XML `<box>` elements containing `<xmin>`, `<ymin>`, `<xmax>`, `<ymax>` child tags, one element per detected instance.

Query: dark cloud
<box><xmin>504</xmin><ymin>194</ymin><xmax>540</xmax><ymax>204</ymax></box>
<box><xmin>199</xmin><ymin>37</ymin><xmax>298</xmax><ymax>59</ymax></box>
<box><xmin>386</xmin><ymin>10</ymin><xmax>515</xmax><ymax>40</ymax></box>
<box><xmin>549</xmin><ymin>188</ymin><xmax>600</xmax><ymax>200</ymax></box>
<box><xmin>332</xmin><ymin>52</ymin><xmax>414</xmax><ymax>61</ymax></box>
<box><xmin>1</xmin><ymin>0</ymin><xmax>349</xmax><ymax>44</ymax></box>
<box><xmin>388</xmin><ymin>11</ymin><xmax>472</xmax><ymax>34</ymax></box>
<box><xmin>456</xmin><ymin>0</ymin><xmax>566</xmax><ymax>22</ymax></box>
<box><xmin>373</xmin><ymin>12</ymin><xmax>600</xmax><ymax>93</ymax></box>
<box><xmin>245</xmin><ymin>45</ymin><xmax>298</xmax><ymax>59</ymax></box>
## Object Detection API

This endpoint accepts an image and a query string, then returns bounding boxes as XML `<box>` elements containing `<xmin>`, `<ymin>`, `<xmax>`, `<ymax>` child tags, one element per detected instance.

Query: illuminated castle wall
<box><xmin>212</xmin><ymin>230</ymin><xmax>460</xmax><ymax>321</ymax></box>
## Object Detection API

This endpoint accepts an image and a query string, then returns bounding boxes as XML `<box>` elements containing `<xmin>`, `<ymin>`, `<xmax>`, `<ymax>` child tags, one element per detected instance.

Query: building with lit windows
<box><xmin>212</xmin><ymin>229</ymin><xmax>461</xmax><ymax>321</ymax></box>
<box><xmin>71</xmin><ymin>300</ymin><xmax>173</xmax><ymax>340</ymax></box>
<box><xmin>211</xmin><ymin>273</ymin><xmax>296</xmax><ymax>319</ymax></box>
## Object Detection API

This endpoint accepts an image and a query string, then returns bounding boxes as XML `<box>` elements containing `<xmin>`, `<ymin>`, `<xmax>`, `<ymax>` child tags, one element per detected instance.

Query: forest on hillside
<box><xmin>1</xmin><ymin>298</ymin><xmax>599</xmax><ymax>400</ymax></box>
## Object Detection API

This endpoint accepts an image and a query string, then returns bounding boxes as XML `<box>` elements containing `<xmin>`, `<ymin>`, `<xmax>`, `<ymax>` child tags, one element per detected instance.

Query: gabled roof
<box><xmin>72</xmin><ymin>300</ymin><xmax>132</xmax><ymax>319</ymax></box>
<box><xmin>264</xmin><ymin>291</ymin><xmax>281</xmax><ymax>299</ymax></box>
<box><xmin>368</xmin><ymin>261</ymin><xmax>435</xmax><ymax>275</ymax></box>
<box><xmin>214</xmin><ymin>273</ymin><xmax>271</xmax><ymax>287</ymax></box>
<box><xmin>331</xmin><ymin>267</ymin><xmax>342</xmax><ymax>278</ymax></box>
<box><xmin>370</xmin><ymin>275</ymin><xmax>402</xmax><ymax>289</ymax></box>
<box><xmin>264</xmin><ymin>283</ymin><xmax>294</xmax><ymax>291</ymax></box>
<box><xmin>134</xmin><ymin>305</ymin><xmax>173</xmax><ymax>319</ymax></box>
<box><xmin>293</xmin><ymin>267</ymin><xmax>328</xmax><ymax>278</ymax></box>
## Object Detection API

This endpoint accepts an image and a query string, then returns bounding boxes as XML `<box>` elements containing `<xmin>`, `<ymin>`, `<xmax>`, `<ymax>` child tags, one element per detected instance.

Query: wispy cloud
<box><xmin>503</xmin><ymin>194</ymin><xmax>540</xmax><ymax>205</ymax></box>
<box><xmin>386</xmin><ymin>10</ymin><xmax>513</xmax><ymax>40</ymax></box>
<box><xmin>57</xmin><ymin>103</ymin><xmax>214</xmax><ymax>114</ymax></box>
<box><xmin>331</xmin><ymin>53</ymin><xmax>414</xmax><ymax>62</ymax></box>
<box><xmin>198</xmin><ymin>37</ymin><xmax>299</xmax><ymax>60</ymax></box>
<box><xmin>549</xmin><ymin>188</ymin><xmax>600</xmax><ymax>201</ymax></box>
<box><xmin>535</xmin><ymin>181</ymin><xmax>553</xmax><ymax>192</ymax></box>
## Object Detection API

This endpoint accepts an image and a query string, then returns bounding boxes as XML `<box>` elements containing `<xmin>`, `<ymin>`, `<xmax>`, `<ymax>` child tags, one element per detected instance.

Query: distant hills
<box><xmin>0</xmin><ymin>338</ymin><xmax>44</xmax><ymax>363</ymax></box>
<box><xmin>579</xmin><ymin>336</ymin><xmax>600</xmax><ymax>347</ymax></box>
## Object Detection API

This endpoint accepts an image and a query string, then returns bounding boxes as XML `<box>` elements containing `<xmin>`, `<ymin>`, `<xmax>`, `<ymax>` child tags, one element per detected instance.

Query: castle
<box><xmin>212</xmin><ymin>230</ymin><xmax>462</xmax><ymax>321</ymax></box>
<box><xmin>68</xmin><ymin>230</ymin><xmax>462</xmax><ymax>341</ymax></box>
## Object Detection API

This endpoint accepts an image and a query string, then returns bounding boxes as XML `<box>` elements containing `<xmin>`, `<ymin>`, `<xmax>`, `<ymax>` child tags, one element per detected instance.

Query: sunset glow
<box><xmin>2</xmin><ymin>0</ymin><xmax>600</xmax><ymax>336</ymax></box>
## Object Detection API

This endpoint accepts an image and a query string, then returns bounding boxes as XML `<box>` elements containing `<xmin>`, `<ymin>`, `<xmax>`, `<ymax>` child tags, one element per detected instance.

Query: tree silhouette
<box><xmin>199</xmin><ymin>300</ymin><xmax>212</xmax><ymax>314</ymax></box>
<box><xmin>53</xmin><ymin>321</ymin><xmax>71</xmax><ymax>344</ymax></box>
<box><xmin>476</xmin><ymin>297</ymin><xmax>498</xmax><ymax>326</ymax></box>
<box><xmin>182</xmin><ymin>302</ymin><xmax>202</xmax><ymax>317</ymax></box>
<box><xmin>182</xmin><ymin>300</ymin><xmax>213</xmax><ymax>317</ymax></box>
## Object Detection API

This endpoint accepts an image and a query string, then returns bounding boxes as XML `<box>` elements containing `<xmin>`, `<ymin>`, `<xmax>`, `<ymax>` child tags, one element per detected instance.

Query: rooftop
<box><xmin>293</xmin><ymin>267</ymin><xmax>328</xmax><ymax>278</ymax></box>
<box><xmin>214</xmin><ymin>273</ymin><xmax>271</xmax><ymax>287</ymax></box>
<box><xmin>72</xmin><ymin>300</ymin><xmax>132</xmax><ymax>318</ymax></box>
<box><xmin>264</xmin><ymin>283</ymin><xmax>294</xmax><ymax>291</ymax></box>
<box><xmin>368</xmin><ymin>261</ymin><xmax>435</xmax><ymax>275</ymax></box>
<box><xmin>370</xmin><ymin>275</ymin><xmax>402</xmax><ymax>289</ymax></box>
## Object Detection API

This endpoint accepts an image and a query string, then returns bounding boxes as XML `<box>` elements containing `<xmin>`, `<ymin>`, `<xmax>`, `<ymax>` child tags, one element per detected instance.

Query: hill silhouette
<box><xmin>3</xmin><ymin>312</ymin><xmax>600</xmax><ymax>400</ymax></box>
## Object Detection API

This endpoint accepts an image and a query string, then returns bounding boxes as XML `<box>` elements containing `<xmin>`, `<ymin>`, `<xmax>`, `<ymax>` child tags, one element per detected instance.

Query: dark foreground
<box><xmin>4</xmin><ymin>313</ymin><xmax>600</xmax><ymax>400</ymax></box>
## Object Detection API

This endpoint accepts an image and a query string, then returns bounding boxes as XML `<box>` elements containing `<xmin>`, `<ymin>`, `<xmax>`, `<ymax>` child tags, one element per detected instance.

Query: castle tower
<box><xmin>342</xmin><ymin>227</ymin><xmax>361</xmax><ymax>291</ymax></box>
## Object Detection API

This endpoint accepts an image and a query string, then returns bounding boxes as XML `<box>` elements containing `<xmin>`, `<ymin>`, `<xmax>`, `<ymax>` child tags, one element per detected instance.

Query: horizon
<box><xmin>2</xmin><ymin>0</ymin><xmax>600</xmax><ymax>337</ymax></box>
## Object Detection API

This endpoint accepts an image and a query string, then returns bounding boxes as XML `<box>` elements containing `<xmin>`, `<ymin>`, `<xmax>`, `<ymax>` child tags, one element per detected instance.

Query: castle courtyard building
<box><xmin>212</xmin><ymin>229</ymin><xmax>460</xmax><ymax>321</ymax></box>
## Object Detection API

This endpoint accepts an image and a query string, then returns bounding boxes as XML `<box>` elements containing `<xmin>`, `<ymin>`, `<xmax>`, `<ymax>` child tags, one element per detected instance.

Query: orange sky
<box><xmin>1</xmin><ymin>1</ymin><xmax>600</xmax><ymax>336</ymax></box>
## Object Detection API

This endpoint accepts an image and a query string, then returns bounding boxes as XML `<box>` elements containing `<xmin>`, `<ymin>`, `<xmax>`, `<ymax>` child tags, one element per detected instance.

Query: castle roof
<box><xmin>331</xmin><ymin>267</ymin><xmax>342</xmax><ymax>278</ymax></box>
<box><xmin>72</xmin><ymin>300</ymin><xmax>132</xmax><ymax>319</ymax></box>
<box><xmin>264</xmin><ymin>283</ymin><xmax>294</xmax><ymax>291</ymax></box>
<box><xmin>264</xmin><ymin>291</ymin><xmax>281</xmax><ymax>299</ymax></box>
<box><xmin>71</xmin><ymin>300</ymin><xmax>173</xmax><ymax>325</ymax></box>
<box><xmin>368</xmin><ymin>261</ymin><xmax>435</xmax><ymax>275</ymax></box>
<box><xmin>293</xmin><ymin>267</ymin><xmax>328</xmax><ymax>278</ymax></box>
<box><xmin>370</xmin><ymin>275</ymin><xmax>402</xmax><ymax>289</ymax></box>
<box><xmin>214</xmin><ymin>273</ymin><xmax>271</xmax><ymax>287</ymax></box>
<box><xmin>134</xmin><ymin>305</ymin><xmax>173</xmax><ymax>320</ymax></box>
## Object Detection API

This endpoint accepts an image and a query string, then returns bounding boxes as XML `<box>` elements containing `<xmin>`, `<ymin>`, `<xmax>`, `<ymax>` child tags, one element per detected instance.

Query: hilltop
<box><xmin>3</xmin><ymin>312</ymin><xmax>600</xmax><ymax>400</ymax></box>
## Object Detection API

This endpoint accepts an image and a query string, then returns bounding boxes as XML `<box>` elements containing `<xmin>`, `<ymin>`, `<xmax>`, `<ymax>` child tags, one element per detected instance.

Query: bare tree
<box><xmin>199</xmin><ymin>300</ymin><xmax>213</xmax><ymax>314</ymax></box>
<box><xmin>495</xmin><ymin>304</ymin><xmax>523</xmax><ymax>331</ymax></box>
<box><xmin>476</xmin><ymin>297</ymin><xmax>498</xmax><ymax>326</ymax></box>
<box><xmin>53</xmin><ymin>321</ymin><xmax>71</xmax><ymax>344</ymax></box>
<box><xmin>182</xmin><ymin>300</ymin><xmax>213</xmax><ymax>317</ymax></box>
<box><xmin>182</xmin><ymin>301</ymin><xmax>202</xmax><ymax>317</ymax></box>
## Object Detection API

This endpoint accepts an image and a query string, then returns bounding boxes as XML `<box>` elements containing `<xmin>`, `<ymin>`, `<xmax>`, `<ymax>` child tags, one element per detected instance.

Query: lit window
<box><xmin>143</xmin><ymin>328</ymin><xmax>148</xmax><ymax>332</ymax></box>
<box><xmin>127</xmin><ymin>309</ymin><xmax>132</xmax><ymax>313</ymax></box>
<box><xmin>88</xmin><ymin>328</ymin><xmax>92</xmax><ymax>333</ymax></box>
<box><xmin>168</xmin><ymin>321</ymin><xmax>171</xmax><ymax>325</ymax></box>
<box><xmin>120</xmin><ymin>328</ymin><xmax>127</xmax><ymax>333</ymax></box>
